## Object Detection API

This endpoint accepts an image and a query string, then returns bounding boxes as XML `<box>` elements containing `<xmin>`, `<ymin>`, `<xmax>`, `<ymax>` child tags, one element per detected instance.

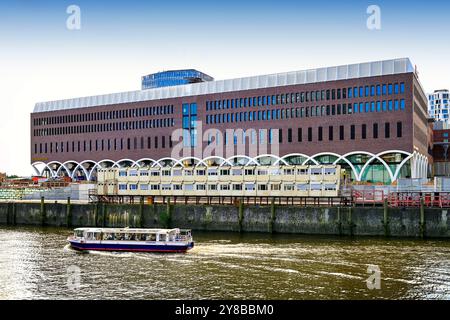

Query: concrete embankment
<box><xmin>0</xmin><ymin>200</ymin><xmax>449</xmax><ymax>238</ymax></box>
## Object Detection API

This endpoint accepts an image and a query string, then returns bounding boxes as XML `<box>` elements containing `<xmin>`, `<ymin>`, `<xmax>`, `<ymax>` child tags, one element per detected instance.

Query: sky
<box><xmin>0</xmin><ymin>0</ymin><xmax>449</xmax><ymax>176</ymax></box>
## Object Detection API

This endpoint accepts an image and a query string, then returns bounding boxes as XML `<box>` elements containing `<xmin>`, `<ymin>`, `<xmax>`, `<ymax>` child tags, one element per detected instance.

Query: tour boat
<box><xmin>67</xmin><ymin>227</ymin><xmax>194</xmax><ymax>253</ymax></box>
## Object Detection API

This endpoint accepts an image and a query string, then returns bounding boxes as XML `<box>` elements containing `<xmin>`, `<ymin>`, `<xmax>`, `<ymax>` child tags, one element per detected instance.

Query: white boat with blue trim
<box><xmin>67</xmin><ymin>227</ymin><xmax>194</xmax><ymax>253</ymax></box>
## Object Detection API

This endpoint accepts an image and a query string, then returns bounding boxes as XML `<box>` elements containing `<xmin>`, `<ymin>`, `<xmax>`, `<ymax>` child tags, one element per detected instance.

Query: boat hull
<box><xmin>68</xmin><ymin>240</ymin><xmax>194</xmax><ymax>253</ymax></box>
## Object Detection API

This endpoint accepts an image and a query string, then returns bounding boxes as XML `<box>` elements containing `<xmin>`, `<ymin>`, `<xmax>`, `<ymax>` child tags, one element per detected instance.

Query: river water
<box><xmin>0</xmin><ymin>226</ymin><xmax>449</xmax><ymax>300</ymax></box>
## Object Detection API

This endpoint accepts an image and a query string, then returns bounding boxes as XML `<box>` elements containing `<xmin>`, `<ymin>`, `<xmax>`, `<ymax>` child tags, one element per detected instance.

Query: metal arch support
<box><xmin>135</xmin><ymin>158</ymin><xmax>159</xmax><ymax>167</ymax></box>
<box><xmin>393</xmin><ymin>153</ymin><xmax>414</xmax><ymax>181</ymax></box>
<box><xmin>223</xmin><ymin>155</ymin><xmax>260</xmax><ymax>167</ymax></box>
<box><xmin>31</xmin><ymin>162</ymin><xmax>56</xmax><ymax>178</ymax></box>
<box><xmin>177</xmin><ymin>156</ymin><xmax>207</xmax><ymax>168</ymax></box>
<box><xmin>152</xmin><ymin>157</ymin><xmax>182</xmax><ymax>168</ymax></box>
<box><xmin>71</xmin><ymin>163</ymin><xmax>91</xmax><ymax>180</ymax></box>
<box><xmin>200</xmin><ymin>156</ymin><xmax>233</xmax><ymax>167</ymax></box>
<box><xmin>253</xmin><ymin>154</ymin><xmax>288</xmax><ymax>166</ymax></box>
<box><xmin>113</xmin><ymin>159</ymin><xmax>140</xmax><ymax>168</ymax></box>
<box><xmin>276</xmin><ymin>153</ymin><xmax>317</xmax><ymax>166</ymax></box>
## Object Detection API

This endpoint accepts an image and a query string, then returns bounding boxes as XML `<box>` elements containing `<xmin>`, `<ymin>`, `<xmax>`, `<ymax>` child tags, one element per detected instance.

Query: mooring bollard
<box><xmin>139</xmin><ymin>196</ymin><xmax>145</xmax><ymax>228</ymax></box>
<box><xmin>383</xmin><ymin>198</ymin><xmax>390</xmax><ymax>237</ymax></box>
<box><xmin>66</xmin><ymin>197</ymin><xmax>72</xmax><ymax>228</ymax></box>
<box><xmin>238</xmin><ymin>199</ymin><xmax>244</xmax><ymax>233</ymax></box>
<box><xmin>269</xmin><ymin>198</ymin><xmax>276</xmax><ymax>234</ymax></box>
<box><xmin>420</xmin><ymin>197</ymin><xmax>426</xmax><ymax>239</ymax></box>
<box><xmin>40</xmin><ymin>196</ymin><xmax>46</xmax><ymax>226</ymax></box>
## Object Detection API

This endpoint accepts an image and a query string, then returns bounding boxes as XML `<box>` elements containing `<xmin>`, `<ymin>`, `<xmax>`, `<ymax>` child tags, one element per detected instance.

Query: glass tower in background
<box><xmin>142</xmin><ymin>69</ymin><xmax>214</xmax><ymax>89</ymax></box>
<box><xmin>429</xmin><ymin>89</ymin><xmax>450</xmax><ymax>122</ymax></box>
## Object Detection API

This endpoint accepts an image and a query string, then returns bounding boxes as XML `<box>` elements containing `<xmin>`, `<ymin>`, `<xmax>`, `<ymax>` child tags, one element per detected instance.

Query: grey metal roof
<box><xmin>33</xmin><ymin>58</ymin><xmax>414</xmax><ymax>113</ymax></box>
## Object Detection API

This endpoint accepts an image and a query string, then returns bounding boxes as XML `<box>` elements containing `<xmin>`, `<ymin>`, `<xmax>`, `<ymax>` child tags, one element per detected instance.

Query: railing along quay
<box><xmin>89</xmin><ymin>191</ymin><xmax>353</xmax><ymax>207</ymax></box>
<box><xmin>353</xmin><ymin>189</ymin><xmax>450</xmax><ymax>208</ymax></box>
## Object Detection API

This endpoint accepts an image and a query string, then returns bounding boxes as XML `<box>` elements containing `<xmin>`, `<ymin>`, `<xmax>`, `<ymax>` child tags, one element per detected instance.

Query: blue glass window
<box><xmin>377</xmin><ymin>85</ymin><xmax>381</xmax><ymax>96</ymax></box>
<box><xmin>360</xmin><ymin>103</ymin><xmax>364</xmax><ymax>113</ymax></box>
<box><xmin>182</xmin><ymin>103</ymin><xmax>189</xmax><ymax>115</ymax></box>
<box><xmin>388</xmin><ymin>100</ymin><xmax>393</xmax><ymax>110</ymax></box>
<box><xmin>190</xmin><ymin>103</ymin><xmax>197</xmax><ymax>115</ymax></box>
<box><xmin>400</xmin><ymin>83</ymin><xmax>405</xmax><ymax>94</ymax></box>
<box><xmin>371</xmin><ymin>86</ymin><xmax>375</xmax><ymax>96</ymax></box>
<box><xmin>354</xmin><ymin>103</ymin><xmax>359</xmax><ymax>113</ymax></box>
<box><xmin>400</xmin><ymin>99</ymin><xmax>405</xmax><ymax>110</ymax></box>
<box><xmin>365</xmin><ymin>102</ymin><xmax>370</xmax><ymax>113</ymax></box>
<box><xmin>348</xmin><ymin>88</ymin><xmax>353</xmax><ymax>98</ymax></box>
<box><xmin>359</xmin><ymin>87</ymin><xmax>364</xmax><ymax>97</ymax></box>
<box><xmin>382</xmin><ymin>101</ymin><xmax>387</xmax><ymax>111</ymax></box>
<box><xmin>371</xmin><ymin>102</ymin><xmax>375</xmax><ymax>112</ymax></box>
<box><xmin>388</xmin><ymin>84</ymin><xmax>393</xmax><ymax>95</ymax></box>
<box><xmin>382</xmin><ymin>85</ymin><xmax>387</xmax><ymax>95</ymax></box>
<box><xmin>394</xmin><ymin>83</ymin><xmax>399</xmax><ymax>94</ymax></box>
<box><xmin>365</xmin><ymin>86</ymin><xmax>370</xmax><ymax>97</ymax></box>
<box><xmin>394</xmin><ymin>100</ymin><xmax>399</xmax><ymax>110</ymax></box>
<box><xmin>354</xmin><ymin>87</ymin><xmax>358</xmax><ymax>98</ymax></box>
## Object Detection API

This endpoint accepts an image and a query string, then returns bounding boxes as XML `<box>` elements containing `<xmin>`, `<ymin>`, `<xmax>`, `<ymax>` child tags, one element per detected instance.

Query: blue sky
<box><xmin>0</xmin><ymin>0</ymin><xmax>449</xmax><ymax>175</ymax></box>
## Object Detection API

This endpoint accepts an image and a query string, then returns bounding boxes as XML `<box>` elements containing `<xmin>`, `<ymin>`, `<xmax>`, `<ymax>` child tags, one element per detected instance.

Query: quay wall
<box><xmin>0</xmin><ymin>202</ymin><xmax>449</xmax><ymax>238</ymax></box>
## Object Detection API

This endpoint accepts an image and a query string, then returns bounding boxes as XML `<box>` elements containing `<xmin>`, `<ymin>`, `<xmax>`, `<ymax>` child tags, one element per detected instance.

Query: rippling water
<box><xmin>0</xmin><ymin>226</ymin><xmax>449</xmax><ymax>300</ymax></box>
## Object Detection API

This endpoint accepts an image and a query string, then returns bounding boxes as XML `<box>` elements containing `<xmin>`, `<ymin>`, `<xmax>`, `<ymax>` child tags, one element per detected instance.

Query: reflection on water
<box><xmin>0</xmin><ymin>226</ymin><xmax>449</xmax><ymax>300</ymax></box>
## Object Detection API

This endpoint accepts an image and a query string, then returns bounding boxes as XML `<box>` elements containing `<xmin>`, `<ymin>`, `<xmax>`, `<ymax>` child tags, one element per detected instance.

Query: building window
<box><xmin>373</xmin><ymin>123</ymin><xmax>378</xmax><ymax>139</ymax></box>
<box><xmin>308</xmin><ymin>127</ymin><xmax>312</xmax><ymax>142</ymax></box>
<box><xmin>339</xmin><ymin>126</ymin><xmax>344</xmax><ymax>141</ymax></box>
<box><xmin>397</xmin><ymin>122</ymin><xmax>402</xmax><ymax>138</ymax></box>
<box><xmin>298</xmin><ymin>128</ymin><xmax>302</xmax><ymax>142</ymax></box>
<box><xmin>318</xmin><ymin>127</ymin><xmax>323</xmax><ymax>141</ymax></box>
<box><xmin>385</xmin><ymin>123</ymin><xmax>390</xmax><ymax>138</ymax></box>
<box><xmin>350</xmin><ymin>125</ymin><xmax>355</xmax><ymax>140</ymax></box>
<box><xmin>288</xmin><ymin>128</ymin><xmax>292</xmax><ymax>143</ymax></box>
<box><xmin>328</xmin><ymin>126</ymin><xmax>333</xmax><ymax>141</ymax></box>
<box><xmin>362</xmin><ymin>124</ymin><xmax>367</xmax><ymax>140</ymax></box>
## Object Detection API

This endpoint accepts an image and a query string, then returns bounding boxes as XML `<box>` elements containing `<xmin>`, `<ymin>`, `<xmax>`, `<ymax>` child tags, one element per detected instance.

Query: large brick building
<box><xmin>30</xmin><ymin>58</ymin><xmax>430</xmax><ymax>184</ymax></box>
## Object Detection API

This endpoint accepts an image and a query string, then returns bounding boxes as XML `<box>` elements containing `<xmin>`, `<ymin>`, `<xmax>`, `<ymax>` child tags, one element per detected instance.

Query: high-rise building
<box><xmin>142</xmin><ymin>69</ymin><xmax>214</xmax><ymax>90</ymax></box>
<box><xmin>428</xmin><ymin>89</ymin><xmax>450</xmax><ymax>122</ymax></box>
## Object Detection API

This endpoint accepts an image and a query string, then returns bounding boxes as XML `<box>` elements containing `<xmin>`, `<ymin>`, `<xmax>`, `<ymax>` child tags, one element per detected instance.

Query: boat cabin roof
<box><xmin>73</xmin><ymin>228</ymin><xmax>188</xmax><ymax>234</ymax></box>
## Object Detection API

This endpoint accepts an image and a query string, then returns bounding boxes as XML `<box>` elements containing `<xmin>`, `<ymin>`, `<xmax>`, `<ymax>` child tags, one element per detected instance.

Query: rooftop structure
<box><xmin>141</xmin><ymin>69</ymin><xmax>214</xmax><ymax>90</ymax></box>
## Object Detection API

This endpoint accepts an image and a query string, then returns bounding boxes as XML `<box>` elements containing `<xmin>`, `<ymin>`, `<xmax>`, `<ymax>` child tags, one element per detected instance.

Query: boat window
<box><xmin>146</xmin><ymin>234</ymin><xmax>157</xmax><ymax>241</ymax></box>
<box><xmin>94</xmin><ymin>233</ymin><xmax>101</xmax><ymax>240</ymax></box>
<box><xmin>159</xmin><ymin>234</ymin><xmax>167</xmax><ymax>242</ymax></box>
<box><xmin>75</xmin><ymin>230</ymin><xmax>84</xmax><ymax>237</ymax></box>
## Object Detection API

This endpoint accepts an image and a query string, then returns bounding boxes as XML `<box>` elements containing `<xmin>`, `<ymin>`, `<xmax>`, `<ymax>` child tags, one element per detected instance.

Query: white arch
<box><xmin>349</xmin><ymin>151</ymin><xmax>395</xmax><ymax>182</ymax></box>
<box><xmin>152</xmin><ymin>157</ymin><xmax>182</xmax><ymax>168</ymax></box>
<box><xmin>31</xmin><ymin>163</ymin><xmax>41</xmax><ymax>176</ymax></box>
<box><xmin>113</xmin><ymin>158</ymin><xmax>139</xmax><ymax>168</ymax></box>
<box><xmin>136</xmin><ymin>158</ymin><xmax>159</xmax><ymax>167</ymax></box>
<box><xmin>87</xmin><ymin>159</ymin><xmax>116</xmax><ymax>181</ymax></box>
<box><xmin>254</xmin><ymin>154</ymin><xmax>288</xmax><ymax>166</ymax></box>
<box><xmin>200</xmin><ymin>156</ymin><xmax>233</xmax><ymax>167</ymax></box>
<box><xmin>31</xmin><ymin>162</ymin><xmax>56</xmax><ymax>178</ymax></box>
<box><xmin>71</xmin><ymin>160</ymin><xmax>96</xmax><ymax>180</ymax></box>
<box><xmin>177</xmin><ymin>156</ymin><xmax>207</xmax><ymax>167</ymax></box>
<box><xmin>277</xmin><ymin>153</ymin><xmax>318</xmax><ymax>166</ymax></box>
<box><xmin>222</xmin><ymin>155</ymin><xmax>259</xmax><ymax>167</ymax></box>
<box><xmin>393</xmin><ymin>153</ymin><xmax>414</xmax><ymax>181</ymax></box>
